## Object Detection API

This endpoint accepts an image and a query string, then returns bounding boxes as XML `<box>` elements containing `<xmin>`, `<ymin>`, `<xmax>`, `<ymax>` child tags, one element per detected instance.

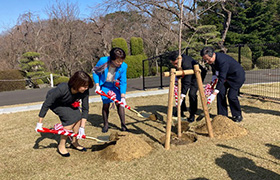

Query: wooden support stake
<box><xmin>194</xmin><ymin>64</ymin><xmax>214</xmax><ymax>138</ymax></box>
<box><xmin>165</xmin><ymin>68</ymin><xmax>176</xmax><ymax>150</ymax></box>
<box><xmin>177</xmin><ymin>55</ymin><xmax>182</xmax><ymax>138</ymax></box>
<box><xmin>163</xmin><ymin>69</ymin><xmax>194</xmax><ymax>77</ymax></box>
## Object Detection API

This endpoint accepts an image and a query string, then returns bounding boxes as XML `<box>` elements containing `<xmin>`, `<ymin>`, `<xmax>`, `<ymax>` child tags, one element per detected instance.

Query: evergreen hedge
<box><xmin>125</xmin><ymin>54</ymin><xmax>148</xmax><ymax>78</ymax></box>
<box><xmin>0</xmin><ymin>70</ymin><xmax>26</xmax><ymax>92</ymax></box>
<box><xmin>53</xmin><ymin>76</ymin><xmax>69</xmax><ymax>86</ymax></box>
<box><xmin>227</xmin><ymin>45</ymin><xmax>253</xmax><ymax>60</ymax></box>
<box><xmin>256</xmin><ymin>56</ymin><xmax>280</xmax><ymax>69</ymax></box>
<box><xmin>111</xmin><ymin>38</ymin><xmax>129</xmax><ymax>55</ymax></box>
<box><xmin>227</xmin><ymin>53</ymin><xmax>253</xmax><ymax>70</ymax></box>
<box><xmin>130</xmin><ymin>37</ymin><xmax>144</xmax><ymax>55</ymax></box>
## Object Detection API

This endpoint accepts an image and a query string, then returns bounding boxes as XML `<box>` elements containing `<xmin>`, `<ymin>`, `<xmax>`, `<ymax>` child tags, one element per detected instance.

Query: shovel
<box><xmin>96</xmin><ymin>90</ymin><xmax>154</xmax><ymax>119</ymax></box>
<box><xmin>37</xmin><ymin>127</ymin><xmax>110</xmax><ymax>143</ymax></box>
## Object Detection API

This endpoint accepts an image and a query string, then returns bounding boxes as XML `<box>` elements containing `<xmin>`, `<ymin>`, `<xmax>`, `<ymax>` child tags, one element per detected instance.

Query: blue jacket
<box><xmin>92</xmin><ymin>56</ymin><xmax>127</xmax><ymax>94</ymax></box>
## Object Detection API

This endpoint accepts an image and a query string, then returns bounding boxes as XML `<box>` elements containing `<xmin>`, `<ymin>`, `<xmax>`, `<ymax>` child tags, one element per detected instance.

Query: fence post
<box><xmin>238</xmin><ymin>44</ymin><xmax>242</xmax><ymax>64</ymax></box>
<box><xmin>50</xmin><ymin>74</ymin><xmax>54</xmax><ymax>87</ymax></box>
<box><xmin>142</xmin><ymin>59</ymin><xmax>146</xmax><ymax>90</ymax></box>
<box><xmin>159</xmin><ymin>58</ymin><xmax>163</xmax><ymax>89</ymax></box>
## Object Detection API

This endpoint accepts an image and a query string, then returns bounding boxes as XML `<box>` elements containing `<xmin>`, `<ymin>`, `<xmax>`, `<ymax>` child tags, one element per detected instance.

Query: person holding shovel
<box><xmin>92</xmin><ymin>47</ymin><xmax>128</xmax><ymax>133</ymax></box>
<box><xmin>35</xmin><ymin>71</ymin><xmax>94</xmax><ymax>157</ymax></box>
<box><xmin>200</xmin><ymin>46</ymin><xmax>245</xmax><ymax>122</ymax></box>
<box><xmin>169</xmin><ymin>51</ymin><xmax>207</xmax><ymax>122</ymax></box>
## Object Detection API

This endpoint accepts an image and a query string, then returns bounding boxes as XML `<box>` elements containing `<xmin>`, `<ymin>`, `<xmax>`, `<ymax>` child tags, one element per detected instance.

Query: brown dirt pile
<box><xmin>194</xmin><ymin>115</ymin><xmax>248</xmax><ymax>139</ymax></box>
<box><xmin>100</xmin><ymin>132</ymin><xmax>153</xmax><ymax>161</ymax></box>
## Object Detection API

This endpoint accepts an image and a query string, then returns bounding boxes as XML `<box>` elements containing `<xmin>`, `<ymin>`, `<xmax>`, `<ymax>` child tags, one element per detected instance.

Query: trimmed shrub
<box><xmin>53</xmin><ymin>76</ymin><xmax>69</xmax><ymax>86</ymax></box>
<box><xmin>256</xmin><ymin>56</ymin><xmax>280</xmax><ymax>69</ymax></box>
<box><xmin>227</xmin><ymin>53</ymin><xmax>253</xmax><ymax>70</ymax></box>
<box><xmin>22</xmin><ymin>52</ymin><xmax>40</xmax><ymax>58</ymax></box>
<box><xmin>130</xmin><ymin>37</ymin><xmax>144</xmax><ymax>55</ymax></box>
<box><xmin>227</xmin><ymin>45</ymin><xmax>252</xmax><ymax>60</ymax></box>
<box><xmin>125</xmin><ymin>54</ymin><xmax>148</xmax><ymax>78</ymax></box>
<box><xmin>112</xmin><ymin>38</ymin><xmax>129</xmax><ymax>55</ymax></box>
<box><xmin>0</xmin><ymin>70</ymin><xmax>26</xmax><ymax>92</ymax></box>
<box><xmin>35</xmin><ymin>79</ymin><xmax>44</xmax><ymax>85</ymax></box>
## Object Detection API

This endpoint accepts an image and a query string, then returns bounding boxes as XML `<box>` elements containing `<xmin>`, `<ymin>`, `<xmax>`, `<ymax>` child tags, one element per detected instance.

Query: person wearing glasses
<box><xmin>92</xmin><ymin>47</ymin><xmax>128</xmax><ymax>133</ymax></box>
<box><xmin>200</xmin><ymin>47</ymin><xmax>245</xmax><ymax>122</ymax></box>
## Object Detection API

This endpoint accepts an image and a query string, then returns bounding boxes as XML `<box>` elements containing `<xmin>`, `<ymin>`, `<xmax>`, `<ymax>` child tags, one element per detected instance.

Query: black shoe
<box><xmin>173</xmin><ymin>110</ymin><xmax>186</xmax><ymax>118</ymax></box>
<box><xmin>121</xmin><ymin>125</ymin><xmax>130</xmax><ymax>132</ymax></box>
<box><xmin>232</xmin><ymin>116</ymin><xmax>243</xmax><ymax>122</ymax></box>
<box><xmin>57</xmin><ymin>148</ymin><xmax>70</xmax><ymax>157</ymax></box>
<box><xmin>187</xmin><ymin>115</ymin><xmax>195</xmax><ymax>123</ymax></box>
<box><xmin>102</xmin><ymin>126</ymin><xmax>108</xmax><ymax>133</ymax></box>
<box><xmin>70</xmin><ymin>144</ymin><xmax>87</xmax><ymax>152</ymax></box>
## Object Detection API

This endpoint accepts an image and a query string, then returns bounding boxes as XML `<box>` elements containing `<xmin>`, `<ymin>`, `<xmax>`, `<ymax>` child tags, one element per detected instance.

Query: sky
<box><xmin>0</xmin><ymin>0</ymin><xmax>103</xmax><ymax>34</ymax></box>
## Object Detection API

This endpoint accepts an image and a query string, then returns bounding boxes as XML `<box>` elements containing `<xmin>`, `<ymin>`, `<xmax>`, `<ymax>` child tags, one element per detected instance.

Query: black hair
<box><xmin>68</xmin><ymin>71</ymin><xmax>94</xmax><ymax>90</ymax></box>
<box><xmin>200</xmin><ymin>47</ymin><xmax>215</xmax><ymax>57</ymax></box>
<box><xmin>169</xmin><ymin>51</ymin><xmax>180</xmax><ymax>61</ymax></box>
<box><xmin>109</xmin><ymin>47</ymin><xmax>126</xmax><ymax>61</ymax></box>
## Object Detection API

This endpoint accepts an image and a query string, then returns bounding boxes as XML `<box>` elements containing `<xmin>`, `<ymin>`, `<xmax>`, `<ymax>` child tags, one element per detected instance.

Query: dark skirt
<box><xmin>51</xmin><ymin>106</ymin><xmax>82</xmax><ymax>126</ymax></box>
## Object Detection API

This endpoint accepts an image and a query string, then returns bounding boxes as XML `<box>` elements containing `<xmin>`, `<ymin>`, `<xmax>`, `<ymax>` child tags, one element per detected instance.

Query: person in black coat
<box><xmin>35</xmin><ymin>71</ymin><xmax>94</xmax><ymax>157</ymax></box>
<box><xmin>200</xmin><ymin>47</ymin><xmax>245</xmax><ymax>122</ymax></box>
<box><xmin>169</xmin><ymin>51</ymin><xmax>207</xmax><ymax>122</ymax></box>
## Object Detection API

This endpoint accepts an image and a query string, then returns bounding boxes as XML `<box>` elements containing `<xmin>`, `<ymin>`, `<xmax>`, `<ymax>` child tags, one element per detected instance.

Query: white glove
<box><xmin>35</xmin><ymin>122</ymin><xmax>43</xmax><ymax>133</ymax></box>
<box><xmin>77</xmin><ymin>127</ymin><xmax>85</xmax><ymax>139</ymax></box>
<box><xmin>207</xmin><ymin>90</ymin><xmax>219</xmax><ymax>104</ymax></box>
<box><xmin>121</xmin><ymin>97</ymin><xmax>126</xmax><ymax>106</ymax></box>
<box><xmin>207</xmin><ymin>94</ymin><xmax>216</xmax><ymax>104</ymax></box>
<box><xmin>95</xmin><ymin>85</ymin><xmax>101</xmax><ymax>93</ymax></box>
<box><xmin>180</xmin><ymin>94</ymin><xmax>186</xmax><ymax>106</ymax></box>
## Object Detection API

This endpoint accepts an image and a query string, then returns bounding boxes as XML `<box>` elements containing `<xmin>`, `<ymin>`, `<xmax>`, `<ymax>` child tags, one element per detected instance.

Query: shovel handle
<box><xmin>96</xmin><ymin>90</ymin><xmax>143</xmax><ymax>117</ymax></box>
<box><xmin>37</xmin><ymin>128</ymin><xmax>108</xmax><ymax>142</ymax></box>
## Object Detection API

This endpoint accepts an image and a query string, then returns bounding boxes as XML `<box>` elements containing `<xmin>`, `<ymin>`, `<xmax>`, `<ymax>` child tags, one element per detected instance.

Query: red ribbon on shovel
<box><xmin>96</xmin><ymin>90</ymin><xmax>145</xmax><ymax>118</ymax></box>
<box><xmin>37</xmin><ymin>127</ymin><xmax>108</xmax><ymax>143</ymax></box>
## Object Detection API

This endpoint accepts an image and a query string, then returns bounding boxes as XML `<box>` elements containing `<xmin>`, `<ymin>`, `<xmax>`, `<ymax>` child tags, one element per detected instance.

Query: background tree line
<box><xmin>0</xmin><ymin>0</ymin><xmax>279</xmax><ymax>78</ymax></box>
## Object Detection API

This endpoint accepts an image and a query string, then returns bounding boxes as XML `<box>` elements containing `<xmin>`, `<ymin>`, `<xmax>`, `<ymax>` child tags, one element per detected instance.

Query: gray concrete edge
<box><xmin>0</xmin><ymin>89</ymin><xmax>168</xmax><ymax>114</ymax></box>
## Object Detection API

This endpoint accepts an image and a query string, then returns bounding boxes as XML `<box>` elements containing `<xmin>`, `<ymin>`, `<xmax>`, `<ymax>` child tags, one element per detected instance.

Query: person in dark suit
<box><xmin>200</xmin><ymin>47</ymin><xmax>245</xmax><ymax>122</ymax></box>
<box><xmin>169</xmin><ymin>51</ymin><xmax>207</xmax><ymax>122</ymax></box>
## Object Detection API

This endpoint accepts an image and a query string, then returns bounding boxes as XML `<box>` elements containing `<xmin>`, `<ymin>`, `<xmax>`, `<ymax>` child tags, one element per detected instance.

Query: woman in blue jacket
<box><xmin>92</xmin><ymin>47</ymin><xmax>128</xmax><ymax>133</ymax></box>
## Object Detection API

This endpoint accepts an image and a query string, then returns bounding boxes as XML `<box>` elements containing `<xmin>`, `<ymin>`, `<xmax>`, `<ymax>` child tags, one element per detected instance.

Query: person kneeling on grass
<box><xmin>35</xmin><ymin>71</ymin><xmax>94</xmax><ymax>157</ymax></box>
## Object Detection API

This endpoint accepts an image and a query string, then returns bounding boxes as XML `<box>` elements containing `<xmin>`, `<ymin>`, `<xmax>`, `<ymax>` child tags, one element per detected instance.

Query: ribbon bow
<box><xmin>71</xmin><ymin>101</ymin><xmax>80</xmax><ymax>108</ymax></box>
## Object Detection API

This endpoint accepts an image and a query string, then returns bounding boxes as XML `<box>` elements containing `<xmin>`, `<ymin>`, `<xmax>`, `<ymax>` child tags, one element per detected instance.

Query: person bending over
<box><xmin>35</xmin><ymin>71</ymin><xmax>94</xmax><ymax>157</ymax></box>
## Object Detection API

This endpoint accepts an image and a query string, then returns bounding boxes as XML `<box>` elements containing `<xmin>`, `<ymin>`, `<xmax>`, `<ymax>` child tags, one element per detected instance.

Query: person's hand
<box><xmin>77</xmin><ymin>127</ymin><xmax>85</xmax><ymax>139</ymax></box>
<box><xmin>95</xmin><ymin>86</ymin><xmax>101</xmax><ymax>93</ymax></box>
<box><xmin>35</xmin><ymin>122</ymin><xmax>43</xmax><ymax>133</ymax></box>
<box><xmin>211</xmin><ymin>75</ymin><xmax>217</xmax><ymax>85</ymax></box>
<box><xmin>207</xmin><ymin>94</ymin><xmax>216</xmax><ymax>104</ymax></box>
<box><xmin>121</xmin><ymin>97</ymin><xmax>126</xmax><ymax>106</ymax></box>
<box><xmin>180</xmin><ymin>94</ymin><xmax>186</xmax><ymax>105</ymax></box>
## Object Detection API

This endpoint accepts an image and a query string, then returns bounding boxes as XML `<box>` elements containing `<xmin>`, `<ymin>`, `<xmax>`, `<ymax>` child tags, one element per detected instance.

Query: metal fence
<box><xmin>142</xmin><ymin>43</ymin><xmax>280</xmax><ymax>101</ymax></box>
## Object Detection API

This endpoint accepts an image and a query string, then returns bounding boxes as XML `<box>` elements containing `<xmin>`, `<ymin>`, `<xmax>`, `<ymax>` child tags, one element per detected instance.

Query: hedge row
<box><xmin>0</xmin><ymin>70</ymin><xmax>26</xmax><ymax>92</ymax></box>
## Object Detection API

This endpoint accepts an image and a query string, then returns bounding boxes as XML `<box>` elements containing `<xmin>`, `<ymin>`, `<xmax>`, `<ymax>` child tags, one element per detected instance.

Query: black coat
<box><xmin>180</xmin><ymin>55</ymin><xmax>207</xmax><ymax>95</ymax></box>
<box><xmin>211</xmin><ymin>52</ymin><xmax>245</xmax><ymax>90</ymax></box>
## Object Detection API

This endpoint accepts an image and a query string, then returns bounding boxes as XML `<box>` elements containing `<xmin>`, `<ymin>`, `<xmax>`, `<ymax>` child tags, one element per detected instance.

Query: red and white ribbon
<box><xmin>54</xmin><ymin>123</ymin><xmax>75</xmax><ymax>140</ymax></box>
<box><xmin>174</xmin><ymin>79</ymin><xmax>179</xmax><ymax>106</ymax></box>
<box><xmin>96</xmin><ymin>90</ymin><xmax>132</xmax><ymax>110</ymax></box>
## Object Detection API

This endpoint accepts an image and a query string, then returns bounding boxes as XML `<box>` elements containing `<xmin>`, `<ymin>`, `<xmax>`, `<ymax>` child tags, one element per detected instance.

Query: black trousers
<box><xmin>217</xmin><ymin>82</ymin><xmax>242</xmax><ymax>117</ymax></box>
<box><xmin>181</xmin><ymin>85</ymin><xmax>198</xmax><ymax>116</ymax></box>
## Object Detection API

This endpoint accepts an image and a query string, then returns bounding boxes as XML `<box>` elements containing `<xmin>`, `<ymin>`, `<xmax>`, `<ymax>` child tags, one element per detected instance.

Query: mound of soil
<box><xmin>194</xmin><ymin>115</ymin><xmax>248</xmax><ymax>139</ymax></box>
<box><xmin>100</xmin><ymin>132</ymin><xmax>153</xmax><ymax>161</ymax></box>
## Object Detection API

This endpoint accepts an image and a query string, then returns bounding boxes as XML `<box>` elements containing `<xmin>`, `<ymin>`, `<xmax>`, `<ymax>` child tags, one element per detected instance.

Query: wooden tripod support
<box><xmin>164</xmin><ymin>64</ymin><xmax>214</xmax><ymax>150</ymax></box>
